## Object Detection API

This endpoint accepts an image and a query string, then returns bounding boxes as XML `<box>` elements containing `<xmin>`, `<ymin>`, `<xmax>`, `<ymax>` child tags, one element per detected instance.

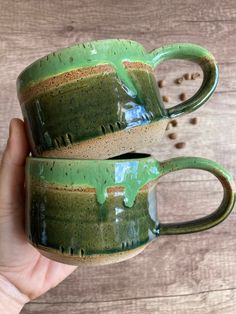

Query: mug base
<box><xmin>33</xmin><ymin>243</ymin><xmax>148</xmax><ymax>266</ymax></box>
<box><xmin>40</xmin><ymin>119</ymin><xmax>167</xmax><ymax>159</ymax></box>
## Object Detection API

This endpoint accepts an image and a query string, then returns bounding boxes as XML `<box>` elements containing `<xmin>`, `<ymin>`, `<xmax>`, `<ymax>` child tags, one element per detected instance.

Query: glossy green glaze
<box><xmin>149</xmin><ymin>43</ymin><xmax>219</xmax><ymax>118</ymax></box>
<box><xmin>17</xmin><ymin>39</ymin><xmax>148</xmax><ymax>97</ymax></box>
<box><xmin>27</xmin><ymin>184</ymin><xmax>157</xmax><ymax>255</ymax></box>
<box><xmin>26</xmin><ymin>153</ymin><xmax>235</xmax><ymax>264</ymax></box>
<box><xmin>17</xmin><ymin>40</ymin><xmax>217</xmax><ymax>97</ymax></box>
<box><xmin>28</xmin><ymin>153</ymin><xmax>159</xmax><ymax>207</ymax></box>
<box><xmin>26</xmin><ymin>153</ymin><xmax>159</xmax><ymax>257</ymax></box>
<box><xmin>22</xmin><ymin>68</ymin><xmax>164</xmax><ymax>155</ymax></box>
<box><xmin>17</xmin><ymin>39</ymin><xmax>218</xmax><ymax>158</ymax></box>
<box><xmin>158</xmin><ymin>157</ymin><xmax>236</xmax><ymax>235</ymax></box>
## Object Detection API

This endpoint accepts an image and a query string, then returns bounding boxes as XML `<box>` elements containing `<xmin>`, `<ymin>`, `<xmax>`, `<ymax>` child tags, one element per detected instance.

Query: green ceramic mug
<box><xmin>26</xmin><ymin>153</ymin><xmax>235</xmax><ymax>266</ymax></box>
<box><xmin>17</xmin><ymin>39</ymin><xmax>218</xmax><ymax>159</ymax></box>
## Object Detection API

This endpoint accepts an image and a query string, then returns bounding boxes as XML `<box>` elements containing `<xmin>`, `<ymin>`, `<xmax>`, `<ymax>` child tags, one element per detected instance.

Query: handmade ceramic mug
<box><xmin>17</xmin><ymin>39</ymin><xmax>218</xmax><ymax>159</ymax></box>
<box><xmin>25</xmin><ymin>153</ymin><xmax>235</xmax><ymax>265</ymax></box>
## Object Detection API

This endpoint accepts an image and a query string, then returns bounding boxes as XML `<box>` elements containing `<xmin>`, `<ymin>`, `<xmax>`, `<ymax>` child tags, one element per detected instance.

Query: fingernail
<box><xmin>7</xmin><ymin>120</ymin><xmax>13</xmax><ymax>145</ymax></box>
<box><xmin>8</xmin><ymin>120</ymin><xmax>14</xmax><ymax>141</ymax></box>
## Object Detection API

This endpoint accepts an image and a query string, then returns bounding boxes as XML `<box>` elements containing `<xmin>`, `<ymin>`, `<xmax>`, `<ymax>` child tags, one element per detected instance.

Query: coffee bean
<box><xmin>190</xmin><ymin>117</ymin><xmax>198</xmax><ymax>125</ymax></box>
<box><xmin>162</xmin><ymin>95</ymin><xmax>170</xmax><ymax>102</ymax></box>
<box><xmin>191</xmin><ymin>72</ymin><xmax>200</xmax><ymax>80</ymax></box>
<box><xmin>170</xmin><ymin>119</ymin><xmax>178</xmax><ymax>127</ymax></box>
<box><xmin>175</xmin><ymin>77</ymin><xmax>184</xmax><ymax>85</ymax></box>
<box><xmin>179</xmin><ymin>92</ymin><xmax>187</xmax><ymax>101</ymax></box>
<box><xmin>168</xmin><ymin>133</ymin><xmax>177</xmax><ymax>140</ymax></box>
<box><xmin>175</xmin><ymin>142</ymin><xmax>186</xmax><ymax>149</ymax></box>
<box><xmin>158</xmin><ymin>80</ymin><xmax>166</xmax><ymax>88</ymax></box>
<box><xmin>184</xmin><ymin>73</ymin><xmax>191</xmax><ymax>80</ymax></box>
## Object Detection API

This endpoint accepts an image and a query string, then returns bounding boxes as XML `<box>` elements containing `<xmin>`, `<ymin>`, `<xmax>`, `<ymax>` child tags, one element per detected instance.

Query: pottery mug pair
<box><xmin>17</xmin><ymin>39</ymin><xmax>235</xmax><ymax>266</ymax></box>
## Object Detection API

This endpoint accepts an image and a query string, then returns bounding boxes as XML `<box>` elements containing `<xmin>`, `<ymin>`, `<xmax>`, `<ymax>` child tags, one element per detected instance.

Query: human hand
<box><xmin>0</xmin><ymin>119</ymin><xmax>77</xmax><ymax>313</ymax></box>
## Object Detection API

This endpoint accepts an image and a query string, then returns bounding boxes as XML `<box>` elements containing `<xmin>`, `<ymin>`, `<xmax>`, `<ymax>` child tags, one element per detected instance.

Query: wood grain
<box><xmin>0</xmin><ymin>0</ymin><xmax>236</xmax><ymax>313</ymax></box>
<box><xmin>21</xmin><ymin>288</ymin><xmax>236</xmax><ymax>314</ymax></box>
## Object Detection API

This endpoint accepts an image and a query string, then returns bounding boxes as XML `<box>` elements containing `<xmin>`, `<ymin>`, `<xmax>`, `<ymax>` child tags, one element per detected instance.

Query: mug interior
<box><xmin>109</xmin><ymin>152</ymin><xmax>151</xmax><ymax>160</ymax></box>
<box><xmin>28</xmin><ymin>152</ymin><xmax>152</xmax><ymax>163</ymax></box>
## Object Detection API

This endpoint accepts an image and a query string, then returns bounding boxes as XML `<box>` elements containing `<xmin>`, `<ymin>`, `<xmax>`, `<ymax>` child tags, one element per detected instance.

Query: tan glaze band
<box><xmin>19</xmin><ymin>64</ymin><xmax>114</xmax><ymax>104</ymax></box>
<box><xmin>34</xmin><ymin>242</ymin><xmax>149</xmax><ymax>266</ymax></box>
<box><xmin>40</xmin><ymin>118</ymin><xmax>167</xmax><ymax>159</ymax></box>
<box><xmin>30</xmin><ymin>179</ymin><xmax>157</xmax><ymax>193</ymax></box>
<box><xmin>19</xmin><ymin>62</ymin><xmax>153</xmax><ymax>104</ymax></box>
<box><xmin>123</xmin><ymin>61</ymin><xmax>153</xmax><ymax>71</ymax></box>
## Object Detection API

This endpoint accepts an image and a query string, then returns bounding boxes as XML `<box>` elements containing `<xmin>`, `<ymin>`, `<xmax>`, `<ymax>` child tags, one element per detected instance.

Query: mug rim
<box><xmin>17</xmin><ymin>38</ymin><xmax>148</xmax><ymax>94</ymax></box>
<box><xmin>26</xmin><ymin>152</ymin><xmax>153</xmax><ymax>164</ymax></box>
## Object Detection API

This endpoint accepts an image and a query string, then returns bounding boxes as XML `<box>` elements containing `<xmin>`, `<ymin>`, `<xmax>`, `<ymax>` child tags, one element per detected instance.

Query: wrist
<box><xmin>0</xmin><ymin>274</ymin><xmax>29</xmax><ymax>314</ymax></box>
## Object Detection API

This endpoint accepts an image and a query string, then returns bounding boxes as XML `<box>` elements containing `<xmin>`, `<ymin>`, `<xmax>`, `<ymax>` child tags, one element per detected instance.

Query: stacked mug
<box><xmin>17</xmin><ymin>39</ymin><xmax>236</xmax><ymax>265</ymax></box>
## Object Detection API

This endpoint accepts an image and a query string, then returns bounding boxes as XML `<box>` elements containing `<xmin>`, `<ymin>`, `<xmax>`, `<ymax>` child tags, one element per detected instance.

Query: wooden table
<box><xmin>1</xmin><ymin>0</ymin><xmax>236</xmax><ymax>313</ymax></box>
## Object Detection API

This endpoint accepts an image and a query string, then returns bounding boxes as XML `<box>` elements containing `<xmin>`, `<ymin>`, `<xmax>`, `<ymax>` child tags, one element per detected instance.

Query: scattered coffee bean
<box><xmin>175</xmin><ymin>77</ymin><xmax>184</xmax><ymax>85</ymax></box>
<box><xmin>175</xmin><ymin>142</ymin><xmax>186</xmax><ymax>149</ymax></box>
<box><xmin>179</xmin><ymin>92</ymin><xmax>187</xmax><ymax>101</ymax></box>
<box><xmin>158</xmin><ymin>79</ymin><xmax>166</xmax><ymax>88</ymax></box>
<box><xmin>184</xmin><ymin>73</ymin><xmax>191</xmax><ymax>80</ymax></box>
<box><xmin>162</xmin><ymin>95</ymin><xmax>170</xmax><ymax>102</ymax></box>
<box><xmin>191</xmin><ymin>72</ymin><xmax>200</xmax><ymax>80</ymax></box>
<box><xmin>190</xmin><ymin>117</ymin><xmax>198</xmax><ymax>125</ymax></box>
<box><xmin>168</xmin><ymin>133</ymin><xmax>177</xmax><ymax>140</ymax></box>
<box><xmin>170</xmin><ymin>119</ymin><xmax>178</xmax><ymax>127</ymax></box>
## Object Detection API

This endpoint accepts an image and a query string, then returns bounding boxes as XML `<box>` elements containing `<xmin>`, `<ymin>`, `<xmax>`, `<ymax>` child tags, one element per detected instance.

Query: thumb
<box><xmin>0</xmin><ymin>119</ymin><xmax>30</xmax><ymax>214</ymax></box>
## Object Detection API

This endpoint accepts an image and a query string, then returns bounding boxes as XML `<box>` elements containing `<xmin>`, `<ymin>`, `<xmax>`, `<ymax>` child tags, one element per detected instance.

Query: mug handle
<box><xmin>157</xmin><ymin>157</ymin><xmax>236</xmax><ymax>235</ymax></box>
<box><xmin>148</xmin><ymin>43</ymin><xmax>219</xmax><ymax>118</ymax></box>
